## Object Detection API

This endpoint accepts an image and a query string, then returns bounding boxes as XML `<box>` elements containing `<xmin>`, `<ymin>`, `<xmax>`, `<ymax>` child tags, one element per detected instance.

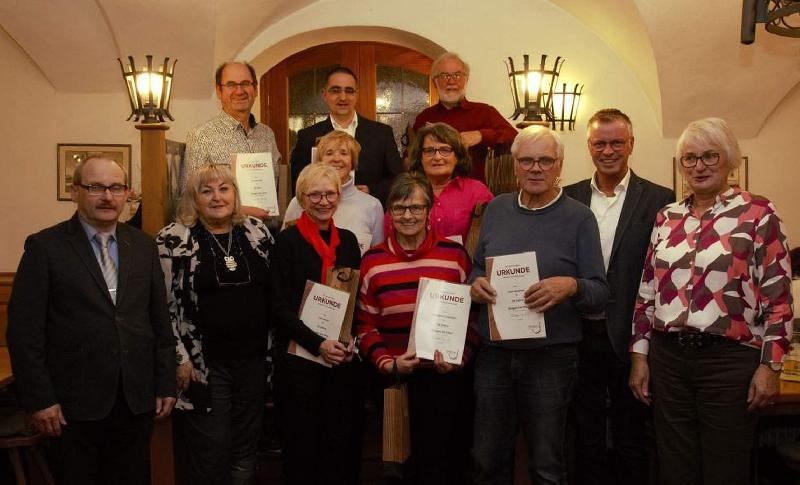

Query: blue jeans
<box><xmin>473</xmin><ymin>343</ymin><xmax>578</xmax><ymax>485</ymax></box>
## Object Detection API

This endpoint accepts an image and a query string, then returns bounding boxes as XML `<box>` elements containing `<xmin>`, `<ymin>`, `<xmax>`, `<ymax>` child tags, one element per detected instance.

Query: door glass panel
<box><xmin>288</xmin><ymin>65</ymin><xmax>337</xmax><ymax>150</ymax></box>
<box><xmin>376</xmin><ymin>65</ymin><xmax>430</xmax><ymax>152</ymax></box>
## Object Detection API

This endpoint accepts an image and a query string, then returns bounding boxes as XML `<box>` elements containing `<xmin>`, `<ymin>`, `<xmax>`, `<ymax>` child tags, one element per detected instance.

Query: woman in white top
<box><xmin>284</xmin><ymin>130</ymin><xmax>384</xmax><ymax>253</ymax></box>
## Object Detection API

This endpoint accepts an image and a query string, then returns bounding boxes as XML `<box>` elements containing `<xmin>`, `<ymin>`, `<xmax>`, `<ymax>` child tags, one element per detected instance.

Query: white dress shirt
<box><xmin>589</xmin><ymin>170</ymin><xmax>631</xmax><ymax>271</ymax></box>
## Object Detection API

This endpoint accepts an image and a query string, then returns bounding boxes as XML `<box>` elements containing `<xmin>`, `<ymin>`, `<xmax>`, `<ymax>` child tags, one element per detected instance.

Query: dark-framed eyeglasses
<box><xmin>590</xmin><ymin>139</ymin><xmax>629</xmax><ymax>152</ymax></box>
<box><xmin>516</xmin><ymin>157</ymin><xmax>557</xmax><ymax>171</ymax></box>
<box><xmin>305</xmin><ymin>191</ymin><xmax>340</xmax><ymax>204</ymax></box>
<box><xmin>679</xmin><ymin>151</ymin><xmax>720</xmax><ymax>168</ymax></box>
<box><xmin>421</xmin><ymin>146</ymin><xmax>454</xmax><ymax>157</ymax></box>
<box><xmin>326</xmin><ymin>86</ymin><xmax>357</xmax><ymax>96</ymax></box>
<box><xmin>434</xmin><ymin>72</ymin><xmax>466</xmax><ymax>82</ymax></box>
<box><xmin>389</xmin><ymin>204</ymin><xmax>427</xmax><ymax>217</ymax></box>
<box><xmin>220</xmin><ymin>80</ymin><xmax>256</xmax><ymax>90</ymax></box>
<box><xmin>77</xmin><ymin>183</ymin><xmax>128</xmax><ymax>197</ymax></box>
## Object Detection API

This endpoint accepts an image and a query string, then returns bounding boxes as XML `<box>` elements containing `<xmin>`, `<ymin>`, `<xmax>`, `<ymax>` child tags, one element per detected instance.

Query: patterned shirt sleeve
<box><xmin>630</xmin><ymin>210</ymin><xmax>665</xmax><ymax>356</ymax></box>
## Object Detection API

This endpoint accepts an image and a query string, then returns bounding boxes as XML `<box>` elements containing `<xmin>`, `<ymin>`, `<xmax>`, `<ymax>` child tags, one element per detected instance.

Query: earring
<box><xmin>554</xmin><ymin>176</ymin><xmax>562</xmax><ymax>188</ymax></box>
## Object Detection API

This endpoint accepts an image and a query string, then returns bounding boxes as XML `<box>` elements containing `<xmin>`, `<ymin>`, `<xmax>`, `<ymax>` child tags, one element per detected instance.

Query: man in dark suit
<box><xmin>564</xmin><ymin>109</ymin><xmax>674</xmax><ymax>485</ymax></box>
<box><xmin>7</xmin><ymin>155</ymin><xmax>176</xmax><ymax>485</ymax></box>
<box><xmin>289</xmin><ymin>66</ymin><xmax>403</xmax><ymax>204</ymax></box>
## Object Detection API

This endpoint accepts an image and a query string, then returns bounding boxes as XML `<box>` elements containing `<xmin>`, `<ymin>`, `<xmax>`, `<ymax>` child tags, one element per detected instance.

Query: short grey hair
<box><xmin>431</xmin><ymin>52</ymin><xmax>470</xmax><ymax>78</ymax></box>
<box><xmin>675</xmin><ymin>117</ymin><xmax>742</xmax><ymax>169</ymax></box>
<box><xmin>73</xmin><ymin>154</ymin><xmax>129</xmax><ymax>186</ymax></box>
<box><xmin>511</xmin><ymin>125</ymin><xmax>564</xmax><ymax>160</ymax></box>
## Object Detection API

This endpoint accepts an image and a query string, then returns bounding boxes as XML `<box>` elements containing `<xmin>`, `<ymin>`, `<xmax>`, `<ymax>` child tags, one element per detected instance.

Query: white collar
<box><xmin>590</xmin><ymin>169</ymin><xmax>631</xmax><ymax>196</ymax></box>
<box><xmin>517</xmin><ymin>187</ymin><xmax>563</xmax><ymax>211</ymax></box>
<box><xmin>330</xmin><ymin>114</ymin><xmax>358</xmax><ymax>134</ymax></box>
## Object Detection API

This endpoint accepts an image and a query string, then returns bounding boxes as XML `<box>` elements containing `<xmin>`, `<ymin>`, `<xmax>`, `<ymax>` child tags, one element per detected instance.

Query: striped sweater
<box><xmin>356</xmin><ymin>230</ymin><xmax>479</xmax><ymax>370</ymax></box>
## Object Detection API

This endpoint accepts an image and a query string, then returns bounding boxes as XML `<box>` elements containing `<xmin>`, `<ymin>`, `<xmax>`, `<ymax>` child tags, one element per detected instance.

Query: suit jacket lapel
<box><xmin>115</xmin><ymin>224</ymin><xmax>132</xmax><ymax>306</ymax></box>
<box><xmin>574</xmin><ymin>180</ymin><xmax>592</xmax><ymax>206</ymax></box>
<box><xmin>609</xmin><ymin>171</ymin><xmax>643</xmax><ymax>263</ymax></box>
<box><xmin>66</xmin><ymin>214</ymin><xmax>114</xmax><ymax>304</ymax></box>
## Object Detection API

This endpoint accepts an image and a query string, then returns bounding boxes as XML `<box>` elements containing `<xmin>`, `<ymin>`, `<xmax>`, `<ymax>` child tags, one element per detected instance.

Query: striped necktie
<box><xmin>94</xmin><ymin>233</ymin><xmax>118</xmax><ymax>304</ymax></box>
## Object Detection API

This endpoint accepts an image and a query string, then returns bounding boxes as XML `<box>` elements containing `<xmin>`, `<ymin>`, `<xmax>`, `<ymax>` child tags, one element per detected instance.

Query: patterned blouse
<box><xmin>631</xmin><ymin>187</ymin><xmax>793</xmax><ymax>364</ymax></box>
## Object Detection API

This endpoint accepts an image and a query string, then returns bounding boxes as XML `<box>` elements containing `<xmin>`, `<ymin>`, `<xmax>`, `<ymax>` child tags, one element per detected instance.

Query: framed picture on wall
<box><xmin>57</xmin><ymin>143</ymin><xmax>132</xmax><ymax>201</ymax></box>
<box><xmin>673</xmin><ymin>156</ymin><xmax>748</xmax><ymax>201</ymax></box>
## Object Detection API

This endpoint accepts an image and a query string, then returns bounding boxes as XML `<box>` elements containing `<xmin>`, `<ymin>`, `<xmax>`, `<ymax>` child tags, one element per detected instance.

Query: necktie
<box><xmin>95</xmin><ymin>233</ymin><xmax>118</xmax><ymax>304</ymax></box>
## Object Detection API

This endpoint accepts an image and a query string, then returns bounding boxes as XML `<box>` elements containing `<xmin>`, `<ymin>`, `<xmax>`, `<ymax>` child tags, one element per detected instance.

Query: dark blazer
<box><xmin>7</xmin><ymin>213</ymin><xmax>176</xmax><ymax>421</ymax></box>
<box><xmin>289</xmin><ymin>115</ymin><xmax>403</xmax><ymax>204</ymax></box>
<box><xmin>564</xmin><ymin>171</ymin><xmax>674</xmax><ymax>361</ymax></box>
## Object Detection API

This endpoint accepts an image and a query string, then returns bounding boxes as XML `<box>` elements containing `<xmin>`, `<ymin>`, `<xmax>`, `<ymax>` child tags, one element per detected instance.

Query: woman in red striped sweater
<box><xmin>356</xmin><ymin>171</ymin><xmax>478</xmax><ymax>484</ymax></box>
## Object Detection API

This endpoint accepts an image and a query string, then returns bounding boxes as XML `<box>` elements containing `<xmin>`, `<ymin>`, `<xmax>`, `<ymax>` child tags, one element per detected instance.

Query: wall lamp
<box><xmin>118</xmin><ymin>55</ymin><xmax>177</xmax><ymax>124</ymax></box>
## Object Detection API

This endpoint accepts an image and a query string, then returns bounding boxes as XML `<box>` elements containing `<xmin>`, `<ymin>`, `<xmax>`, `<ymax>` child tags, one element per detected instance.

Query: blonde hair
<box><xmin>177</xmin><ymin>164</ymin><xmax>246</xmax><ymax>227</ymax></box>
<box><xmin>295</xmin><ymin>164</ymin><xmax>342</xmax><ymax>210</ymax></box>
<box><xmin>676</xmin><ymin>117</ymin><xmax>742</xmax><ymax>169</ymax></box>
<box><xmin>316</xmin><ymin>131</ymin><xmax>361</xmax><ymax>170</ymax></box>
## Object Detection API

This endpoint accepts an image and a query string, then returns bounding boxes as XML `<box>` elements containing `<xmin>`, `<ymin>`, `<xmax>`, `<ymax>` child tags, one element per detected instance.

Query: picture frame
<box><xmin>673</xmin><ymin>156</ymin><xmax>748</xmax><ymax>201</ymax></box>
<box><xmin>57</xmin><ymin>144</ymin><xmax>132</xmax><ymax>201</ymax></box>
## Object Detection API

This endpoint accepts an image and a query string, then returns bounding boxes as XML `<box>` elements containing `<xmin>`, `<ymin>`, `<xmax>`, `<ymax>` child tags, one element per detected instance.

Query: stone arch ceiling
<box><xmin>1</xmin><ymin>0</ymin><xmax>798</xmax><ymax>136</ymax></box>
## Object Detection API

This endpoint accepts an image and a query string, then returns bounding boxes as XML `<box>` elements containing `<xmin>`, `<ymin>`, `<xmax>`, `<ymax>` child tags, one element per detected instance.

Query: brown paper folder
<box><xmin>325</xmin><ymin>266</ymin><xmax>360</xmax><ymax>346</ymax></box>
<box><xmin>382</xmin><ymin>383</ymin><xmax>411</xmax><ymax>463</ymax></box>
<box><xmin>485</xmin><ymin>257</ymin><xmax>503</xmax><ymax>341</ymax></box>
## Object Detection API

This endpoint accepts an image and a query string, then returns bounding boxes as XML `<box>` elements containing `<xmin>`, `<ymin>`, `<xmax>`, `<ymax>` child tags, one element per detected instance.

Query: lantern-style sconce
<box><xmin>506</xmin><ymin>54</ymin><xmax>582</xmax><ymax>131</ymax></box>
<box><xmin>551</xmin><ymin>82</ymin><xmax>583</xmax><ymax>131</ymax></box>
<box><xmin>118</xmin><ymin>55</ymin><xmax>177</xmax><ymax>124</ymax></box>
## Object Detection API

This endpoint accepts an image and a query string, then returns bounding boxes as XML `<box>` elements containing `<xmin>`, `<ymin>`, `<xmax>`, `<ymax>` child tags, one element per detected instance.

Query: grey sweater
<box><xmin>470</xmin><ymin>191</ymin><xmax>609</xmax><ymax>349</ymax></box>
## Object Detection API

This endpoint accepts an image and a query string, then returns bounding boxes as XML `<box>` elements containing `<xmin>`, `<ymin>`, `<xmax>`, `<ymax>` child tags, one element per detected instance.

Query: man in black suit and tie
<box><xmin>564</xmin><ymin>109</ymin><xmax>674</xmax><ymax>485</ymax></box>
<box><xmin>7</xmin><ymin>155</ymin><xmax>176</xmax><ymax>485</ymax></box>
<box><xmin>289</xmin><ymin>66</ymin><xmax>403</xmax><ymax>204</ymax></box>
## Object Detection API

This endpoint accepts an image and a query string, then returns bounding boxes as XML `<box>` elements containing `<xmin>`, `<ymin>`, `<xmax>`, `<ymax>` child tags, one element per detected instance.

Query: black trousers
<box><xmin>50</xmin><ymin>387</ymin><xmax>154</xmax><ymax>485</ymax></box>
<box><xmin>571</xmin><ymin>321</ymin><xmax>650</xmax><ymax>484</ymax></box>
<box><xmin>274</xmin><ymin>354</ymin><xmax>361</xmax><ymax>485</ymax></box>
<box><xmin>649</xmin><ymin>331</ymin><xmax>760</xmax><ymax>485</ymax></box>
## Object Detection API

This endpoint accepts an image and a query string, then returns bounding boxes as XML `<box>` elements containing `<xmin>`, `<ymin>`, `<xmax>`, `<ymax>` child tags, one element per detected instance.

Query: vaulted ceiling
<box><xmin>2</xmin><ymin>0</ymin><xmax>798</xmax><ymax>137</ymax></box>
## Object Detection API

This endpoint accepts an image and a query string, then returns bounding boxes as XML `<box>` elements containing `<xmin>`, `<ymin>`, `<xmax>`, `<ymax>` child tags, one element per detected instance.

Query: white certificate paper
<box><xmin>234</xmin><ymin>152</ymin><xmax>279</xmax><ymax>216</ymax></box>
<box><xmin>289</xmin><ymin>280</ymin><xmax>350</xmax><ymax>367</ymax></box>
<box><xmin>487</xmin><ymin>252</ymin><xmax>546</xmax><ymax>340</ymax></box>
<box><xmin>407</xmin><ymin>278</ymin><xmax>471</xmax><ymax>364</ymax></box>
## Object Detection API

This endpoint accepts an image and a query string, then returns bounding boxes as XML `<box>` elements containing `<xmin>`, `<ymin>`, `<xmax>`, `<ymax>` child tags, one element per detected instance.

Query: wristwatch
<box><xmin>765</xmin><ymin>361</ymin><xmax>784</xmax><ymax>372</ymax></box>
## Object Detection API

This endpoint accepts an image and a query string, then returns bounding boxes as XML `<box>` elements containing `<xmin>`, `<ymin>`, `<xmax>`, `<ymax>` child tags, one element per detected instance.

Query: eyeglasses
<box><xmin>220</xmin><ymin>81</ymin><xmax>256</xmax><ymax>90</ymax></box>
<box><xmin>679</xmin><ymin>151</ymin><xmax>720</xmax><ymax>168</ymax></box>
<box><xmin>434</xmin><ymin>72</ymin><xmax>466</xmax><ymax>82</ymax></box>
<box><xmin>590</xmin><ymin>139</ymin><xmax>629</xmax><ymax>152</ymax></box>
<box><xmin>389</xmin><ymin>204</ymin><xmax>427</xmax><ymax>216</ymax></box>
<box><xmin>421</xmin><ymin>146</ymin><xmax>454</xmax><ymax>157</ymax></box>
<box><xmin>77</xmin><ymin>184</ymin><xmax>128</xmax><ymax>197</ymax></box>
<box><xmin>305</xmin><ymin>191</ymin><xmax>340</xmax><ymax>204</ymax></box>
<box><xmin>516</xmin><ymin>157</ymin><xmax>557</xmax><ymax>171</ymax></box>
<box><xmin>326</xmin><ymin>86</ymin><xmax>357</xmax><ymax>96</ymax></box>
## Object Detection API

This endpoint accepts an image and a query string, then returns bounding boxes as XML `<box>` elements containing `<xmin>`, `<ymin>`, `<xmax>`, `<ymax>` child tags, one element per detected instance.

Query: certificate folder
<box><xmin>407</xmin><ymin>277</ymin><xmax>471</xmax><ymax>364</ymax></box>
<box><xmin>486</xmin><ymin>252</ymin><xmax>547</xmax><ymax>341</ymax></box>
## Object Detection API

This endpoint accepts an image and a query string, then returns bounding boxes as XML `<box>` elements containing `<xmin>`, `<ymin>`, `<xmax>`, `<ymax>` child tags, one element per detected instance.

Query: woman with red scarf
<box><xmin>271</xmin><ymin>163</ymin><xmax>361</xmax><ymax>484</ymax></box>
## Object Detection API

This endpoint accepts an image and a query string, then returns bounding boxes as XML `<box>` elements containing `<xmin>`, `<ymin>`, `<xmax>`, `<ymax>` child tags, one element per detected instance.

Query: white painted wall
<box><xmin>1</xmin><ymin>0</ymin><xmax>797</xmax><ymax>271</ymax></box>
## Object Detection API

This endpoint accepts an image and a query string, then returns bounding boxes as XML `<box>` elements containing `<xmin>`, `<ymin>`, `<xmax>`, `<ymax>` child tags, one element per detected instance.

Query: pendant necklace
<box><xmin>210</xmin><ymin>228</ymin><xmax>237</xmax><ymax>272</ymax></box>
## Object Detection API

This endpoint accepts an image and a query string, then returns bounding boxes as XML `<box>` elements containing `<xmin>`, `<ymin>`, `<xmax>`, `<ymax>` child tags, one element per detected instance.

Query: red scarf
<box><xmin>296</xmin><ymin>211</ymin><xmax>340</xmax><ymax>283</ymax></box>
<box><xmin>387</xmin><ymin>227</ymin><xmax>439</xmax><ymax>262</ymax></box>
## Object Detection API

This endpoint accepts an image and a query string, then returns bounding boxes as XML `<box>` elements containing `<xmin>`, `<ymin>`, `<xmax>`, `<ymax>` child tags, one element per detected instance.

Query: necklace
<box><xmin>209</xmin><ymin>229</ymin><xmax>237</xmax><ymax>272</ymax></box>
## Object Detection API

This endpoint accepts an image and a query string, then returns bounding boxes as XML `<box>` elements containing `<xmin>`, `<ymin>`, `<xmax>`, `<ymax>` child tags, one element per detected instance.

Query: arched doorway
<box><xmin>259</xmin><ymin>41</ymin><xmax>436</xmax><ymax>162</ymax></box>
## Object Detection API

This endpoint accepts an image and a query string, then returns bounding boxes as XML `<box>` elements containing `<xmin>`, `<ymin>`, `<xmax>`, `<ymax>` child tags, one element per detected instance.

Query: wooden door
<box><xmin>260</xmin><ymin>42</ymin><xmax>435</xmax><ymax>164</ymax></box>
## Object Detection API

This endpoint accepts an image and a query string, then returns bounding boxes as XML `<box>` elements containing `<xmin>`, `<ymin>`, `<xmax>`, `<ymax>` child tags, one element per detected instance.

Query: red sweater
<box><xmin>356</xmin><ymin>230</ymin><xmax>479</xmax><ymax>370</ymax></box>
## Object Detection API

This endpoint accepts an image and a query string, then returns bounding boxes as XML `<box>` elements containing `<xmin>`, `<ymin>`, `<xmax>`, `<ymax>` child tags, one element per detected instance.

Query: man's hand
<box><xmin>629</xmin><ymin>353</ymin><xmax>651</xmax><ymax>406</ymax></box>
<box><xmin>241</xmin><ymin>206</ymin><xmax>271</xmax><ymax>221</ymax></box>
<box><xmin>524</xmin><ymin>276</ymin><xmax>577</xmax><ymax>312</ymax></box>
<box><xmin>460</xmin><ymin>130</ymin><xmax>482</xmax><ymax>148</ymax></box>
<box><xmin>747</xmin><ymin>364</ymin><xmax>779</xmax><ymax>411</ymax></box>
<box><xmin>470</xmin><ymin>276</ymin><xmax>497</xmax><ymax>304</ymax></box>
<box><xmin>155</xmin><ymin>397</ymin><xmax>176</xmax><ymax>420</ymax></box>
<box><xmin>319</xmin><ymin>340</ymin><xmax>349</xmax><ymax>366</ymax></box>
<box><xmin>31</xmin><ymin>403</ymin><xmax>67</xmax><ymax>437</ymax></box>
<box><xmin>355</xmin><ymin>185</ymin><xmax>370</xmax><ymax>194</ymax></box>
<box><xmin>176</xmin><ymin>361</ymin><xmax>198</xmax><ymax>392</ymax></box>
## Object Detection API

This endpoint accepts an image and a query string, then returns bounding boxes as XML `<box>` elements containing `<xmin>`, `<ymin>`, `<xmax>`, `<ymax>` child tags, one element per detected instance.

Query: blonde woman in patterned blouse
<box><xmin>629</xmin><ymin>117</ymin><xmax>793</xmax><ymax>485</ymax></box>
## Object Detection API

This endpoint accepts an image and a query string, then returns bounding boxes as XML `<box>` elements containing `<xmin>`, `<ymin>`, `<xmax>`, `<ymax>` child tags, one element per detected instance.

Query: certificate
<box><xmin>407</xmin><ymin>278</ymin><xmax>471</xmax><ymax>364</ymax></box>
<box><xmin>288</xmin><ymin>280</ymin><xmax>350</xmax><ymax>367</ymax></box>
<box><xmin>234</xmin><ymin>152</ymin><xmax>279</xmax><ymax>216</ymax></box>
<box><xmin>486</xmin><ymin>252</ymin><xmax>546</xmax><ymax>340</ymax></box>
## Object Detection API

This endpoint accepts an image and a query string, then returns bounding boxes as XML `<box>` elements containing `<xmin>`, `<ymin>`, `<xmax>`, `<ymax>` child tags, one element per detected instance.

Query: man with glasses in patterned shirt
<box><xmin>184</xmin><ymin>61</ymin><xmax>282</xmax><ymax>220</ymax></box>
<box><xmin>412</xmin><ymin>52</ymin><xmax>518</xmax><ymax>184</ymax></box>
<box><xmin>290</xmin><ymin>66</ymin><xmax>402</xmax><ymax>205</ymax></box>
